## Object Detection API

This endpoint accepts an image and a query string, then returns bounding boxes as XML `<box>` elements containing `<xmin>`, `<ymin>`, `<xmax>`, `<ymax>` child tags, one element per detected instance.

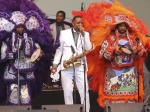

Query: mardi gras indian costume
<box><xmin>0</xmin><ymin>0</ymin><xmax>58</xmax><ymax>105</ymax></box>
<box><xmin>73</xmin><ymin>1</ymin><xmax>150</xmax><ymax>107</ymax></box>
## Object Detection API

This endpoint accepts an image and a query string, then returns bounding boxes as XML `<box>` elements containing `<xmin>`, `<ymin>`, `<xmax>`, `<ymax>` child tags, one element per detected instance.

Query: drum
<box><xmin>121</xmin><ymin>47</ymin><xmax>132</xmax><ymax>54</ymax></box>
<box><xmin>30</xmin><ymin>49</ymin><xmax>43</xmax><ymax>62</ymax></box>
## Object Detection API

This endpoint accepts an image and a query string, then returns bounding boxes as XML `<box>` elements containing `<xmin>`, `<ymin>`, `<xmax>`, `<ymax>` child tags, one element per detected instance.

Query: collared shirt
<box><xmin>56</xmin><ymin>22</ymin><xmax>65</xmax><ymax>42</ymax></box>
<box><xmin>72</xmin><ymin>28</ymin><xmax>79</xmax><ymax>46</ymax></box>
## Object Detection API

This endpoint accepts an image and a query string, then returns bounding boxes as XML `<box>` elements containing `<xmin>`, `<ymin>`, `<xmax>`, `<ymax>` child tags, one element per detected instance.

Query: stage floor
<box><xmin>31</xmin><ymin>88</ymin><xmax>104</xmax><ymax>112</ymax></box>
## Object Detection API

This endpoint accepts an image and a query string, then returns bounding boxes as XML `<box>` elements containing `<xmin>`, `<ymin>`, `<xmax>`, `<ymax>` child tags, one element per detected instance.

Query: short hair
<box><xmin>72</xmin><ymin>16</ymin><xmax>82</xmax><ymax>22</ymax></box>
<box><xmin>56</xmin><ymin>10</ymin><xmax>66</xmax><ymax>18</ymax></box>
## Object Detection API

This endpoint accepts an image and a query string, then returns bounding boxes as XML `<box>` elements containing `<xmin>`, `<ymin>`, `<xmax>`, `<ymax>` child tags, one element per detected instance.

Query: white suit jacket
<box><xmin>53</xmin><ymin>28</ymin><xmax>92</xmax><ymax>71</ymax></box>
<box><xmin>50</xmin><ymin>22</ymin><xmax>70</xmax><ymax>42</ymax></box>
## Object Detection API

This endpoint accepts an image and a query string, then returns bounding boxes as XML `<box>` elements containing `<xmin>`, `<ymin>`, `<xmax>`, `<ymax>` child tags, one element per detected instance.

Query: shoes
<box><xmin>51</xmin><ymin>85</ymin><xmax>62</xmax><ymax>89</ymax></box>
<box><xmin>43</xmin><ymin>83</ymin><xmax>52</xmax><ymax>89</ymax></box>
<box><xmin>43</xmin><ymin>83</ymin><xmax>62</xmax><ymax>89</ymax></box>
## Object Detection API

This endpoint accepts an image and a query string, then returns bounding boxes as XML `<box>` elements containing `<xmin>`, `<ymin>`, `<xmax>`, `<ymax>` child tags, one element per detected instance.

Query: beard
<box><xmin>118</xmin><ymin>29</ymin><xmax>127</xmax><ymax>34</ymax></box>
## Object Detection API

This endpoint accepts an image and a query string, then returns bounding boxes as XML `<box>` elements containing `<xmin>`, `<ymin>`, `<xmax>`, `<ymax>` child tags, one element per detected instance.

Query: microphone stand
<box><xmin>135</xmin><ymin>37</ymin><xmax>140</xmax><ymax>102</ymax></box>
<box><xmin>81</xmin><ymin>2</ymin><xmax>84</xmax><ymax>11</ymax></box>
<box><xmin>80</xmin><ymin>34</ymin><xmax>87</xmax><ymax>112</ymax></box>
<box><xmin>137</xmin><ymin>69</ymin><xmax>140</xmax><ymax>102</ymax></box>
<box><xmin>17</xmin><ymin>34</ymin><xmax>20</xmax><ymax>105</ymax></box>
<box><xmin>71</xmin><ymin>45</ymin><xmax>77</xmax><ymax>104</ymax></box>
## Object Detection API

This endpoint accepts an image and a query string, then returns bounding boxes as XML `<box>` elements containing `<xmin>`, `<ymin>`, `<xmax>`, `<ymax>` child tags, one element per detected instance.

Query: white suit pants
<box><xmin>61</xmin><ymin>69</ymin><xmax>90</xmax><ymax>112</ymax></box>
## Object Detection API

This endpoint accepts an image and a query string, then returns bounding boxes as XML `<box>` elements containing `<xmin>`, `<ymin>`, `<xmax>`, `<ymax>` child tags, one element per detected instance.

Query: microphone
<box><xmin>16</xmin><ymin>31</ymin><xmax>20</xmax><ymax>38</ymax></box>
<box><xmin>77</xmin><ymin>29</ymin><xmax>85</xmax><ymax>37</ymax></box>
<box><xmin>135</xmin><ymin>37</ymin><xmax>139</xmax><ymax>43</ymax></box>
<box><xmin>81</xmin><ymin>2</ymin><xmax>84</xmax><ymax>11</ymax></box>
<box><xmin>81</xmin><ymin>31</ymin><xmax>85</xmax><ymax>37</ymax></box>
<box><xmin>18</xmin><ymin>34</ymin><xmax>20</xmax><ymax>38</ymax></box>
<box><xmin>71</xmin><ymin>45</ymin><xmax>75</xmax><ymax>54</ymax></box>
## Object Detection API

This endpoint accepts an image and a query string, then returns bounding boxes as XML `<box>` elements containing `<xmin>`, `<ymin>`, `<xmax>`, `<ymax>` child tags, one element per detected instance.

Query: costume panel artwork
<box><xmin>8</xmin><ymin>84</ymin><xmax>31</xmax><ymax>105</ymax></box>
<box><xmin>104</xmin><ymin>67</ymin><xmax>137</xmax><ymax>103</ymax></box>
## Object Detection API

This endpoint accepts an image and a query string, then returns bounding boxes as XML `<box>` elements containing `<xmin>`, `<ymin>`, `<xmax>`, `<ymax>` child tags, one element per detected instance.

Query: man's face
<box><xmin>72</xmin><ymin>18</ymin><xmax>83</xmax><ymax>31</ymax></box>
<box><xmin>56</xmin><ymin>12</ymin><xmax>65</xmax><ymax>23</ymax></box>
<box><xmin>16</xmin><ymin>26</ymin><xmax>24</xmax><ymax>35</ymax></box>
<box><xmin>117</xmin><ymin>23</ymin><xmax>127</xmax><ymax>34</ymax></box>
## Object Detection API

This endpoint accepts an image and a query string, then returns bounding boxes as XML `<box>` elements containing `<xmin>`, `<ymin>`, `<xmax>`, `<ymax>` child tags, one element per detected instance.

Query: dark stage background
<box><xmin>0</xmin><ymin>89</ymin><xmax>104</xmax><ymax>112</ymax></box>
<box><xmin>31</xmin><ymin>89</ymin><xmax>103</xmax><ymax>112</ymax></box>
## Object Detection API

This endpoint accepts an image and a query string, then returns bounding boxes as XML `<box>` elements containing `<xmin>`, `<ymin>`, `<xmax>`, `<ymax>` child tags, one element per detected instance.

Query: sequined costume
<box><xmin>0</xmin><ymin>0</ymin><xmax>58</xmax><ymax>105</ymax></box>
<box><xmin>72</xmin><ymin>1</ymin><xmax>150</xmax><ymax>107</ymax></box>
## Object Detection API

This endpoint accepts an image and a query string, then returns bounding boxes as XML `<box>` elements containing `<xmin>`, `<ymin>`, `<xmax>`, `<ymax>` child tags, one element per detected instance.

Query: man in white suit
<box><xmin>51</xmin><ymin>16</ymin><xmax>91</xmax><ymax>112</ymax></box>
<box><xmin>50</xmin><ymin>10</ymin><xmax>70</xmax><ymax>43</ymax></box>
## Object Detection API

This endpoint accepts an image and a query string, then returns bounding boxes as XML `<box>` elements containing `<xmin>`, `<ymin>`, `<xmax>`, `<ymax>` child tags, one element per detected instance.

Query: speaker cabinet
<box><xmin>0</xmin><ymin>105</ymin><xmax>31</xmax><ymax>112</ymax></box>
<box><xmin>42</xmin><ymin>104</ymin><xmax>84</xmax><ymax>112</ymax></box>
<box><xmin>14</xmin><ymin>110</ymin><xmax>59</xmax><ymax>112</ymax></box>
<box><xmin>105</xmin><ymin>103</ymin><xmax>146</xmax><ymax>112</ymax></box>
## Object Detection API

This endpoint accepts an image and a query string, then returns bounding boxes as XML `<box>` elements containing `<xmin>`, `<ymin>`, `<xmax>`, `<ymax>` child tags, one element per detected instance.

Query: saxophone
<box><xmin>63</xmin><ymin>49</ymin><xmax>93</xmax><ymax>69</ymax></box>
